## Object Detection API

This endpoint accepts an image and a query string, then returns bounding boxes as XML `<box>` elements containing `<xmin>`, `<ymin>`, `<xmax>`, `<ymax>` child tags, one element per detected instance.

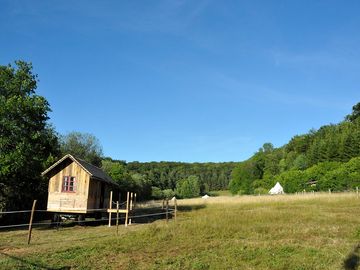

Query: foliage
<box><xmin>230</xmin><ymin>102</ymin><xmax>360</xmax><ymax>194</ymax></box>
<box><xmin>274</xmin><ymin>170</ymin><xmax>307</xmax><ymax>193</ymax></box>
<box><xmin>176</xmin><ymin>175</ymin><xmax>200</xmax><ymax>198</ymax></box>
<box><xmin>151</xmin><ymin>186</ymin><xmax>163</xmax><ymax>200</ymax></box>
<box><xmin>229</xmin><ymin>161</ymin><xmax>257</xmax><ymax>194</ymax></box>
<box><xmin>345</xmin><ymin>102</ymin><xmax>360</xmax><ymax>122</ymax></box>
<box><xmin>127</xmin><ymin>161</ymin><xmax>237</xmax><ymax>191</ymax></box>
<box><xmin>102</xmin><ymin>157</ymin><xmax>237</xmax><ymax>200</ymax></box>
<box><xmin>60</xmin><ymin>131</ymin><xmax>103</xmax><ymax>167</ymax></box>
<box><xmin>0</xmin><ymin>61</ymin><xmax>60</xmax><ymax>215</ymax></box>
<box><xmin>162</xmin><ymin>189</ymin><xmax>175</xmax><ymax>199</ymax></box>
<box><xmin>253</xmin><ymin>187</ymin><xmax>268</xmax><ymax>195</ymax></box>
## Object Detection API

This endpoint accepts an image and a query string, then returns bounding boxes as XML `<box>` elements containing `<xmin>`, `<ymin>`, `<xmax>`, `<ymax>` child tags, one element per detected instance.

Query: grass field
<box><xmin>1</xmin><ymin>193</ymin><xmax>360</xmax><ymax>269</ymax></box>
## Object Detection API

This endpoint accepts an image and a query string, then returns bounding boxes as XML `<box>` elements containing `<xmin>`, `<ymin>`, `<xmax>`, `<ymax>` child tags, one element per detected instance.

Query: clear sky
<box><xmin>1</xmin><ymin>1</ymin><xmax>360</xmax><ymax>162</ymax></box>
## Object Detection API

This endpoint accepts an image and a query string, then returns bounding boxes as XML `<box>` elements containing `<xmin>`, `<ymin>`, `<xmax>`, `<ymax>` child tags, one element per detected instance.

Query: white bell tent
<box><xmin>269</xmin><ymin>182</ymin><xmax>284</xmax><ymax>195</ymax></box>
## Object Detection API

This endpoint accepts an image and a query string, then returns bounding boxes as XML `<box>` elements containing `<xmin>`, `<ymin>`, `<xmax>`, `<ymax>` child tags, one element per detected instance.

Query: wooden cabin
<box><xmin>42</xmin><ymin>154</ymin><xmax>119</xmax><ymax>214</ymax></box>
<box><xmin>307</xmin><ymin>179</ymin><xmax>318</xmax><ymax>187</ymax></box>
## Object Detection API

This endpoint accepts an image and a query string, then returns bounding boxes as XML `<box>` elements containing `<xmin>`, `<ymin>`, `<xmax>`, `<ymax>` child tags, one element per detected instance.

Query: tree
<box><xmin>0</xmin><ymin>61</ymin><xmax>60</xmax><ymax>214</ymax></box>
<box><xmin>162</xmin><ymin>189</ymin><xmax>175</xmax><ymax>199</ymax></box>
<box><xmin>151</xmin><ymin>187</ymin><xmax>163</xmax><ymax>199</ymax></box>
<box><xmin>60</xmin><ymin>131</ymin><xmax>103</xmax><ymax>167</ymax></box>
<box><xmin>261</xmin><ymin>142</ymin><xmax>274</xmax><ymax>153</ymax></box>
<box><xmin>274</xmin><ymin>170</ymin><xmax>307</xmax><ymax>193</ymax></box>
<box><xmin>346</xmin><ymin>102</ymin><xmax>360</xmax><ymax>122</ymax></box>
<box><xmin>292</xmin><ymin>154</ymin><xmax>308</xmax><ymax>170</ymax></box>
<box><xmin>229</xmin><ymin>161</ymin><xmax>258</xmax><ymax>194</ymax></box>
<box><xmin>176</xmin><ymin>175</ymin><xmax>200</xmax><ymax>198</ymax></box>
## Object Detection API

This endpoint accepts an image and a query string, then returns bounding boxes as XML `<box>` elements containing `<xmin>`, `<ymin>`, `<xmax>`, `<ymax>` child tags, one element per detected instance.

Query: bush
<box><xmin>162</xmin><ymin>189</ymin><xmax>175</xmax><ymax>199</ymax></box>
<box><xmin>254</xmin><ymin>187</ymin><xmax>268</xmax><ymax>195</ymax></box>
<box><xmin>176</xmin><ymin>175</ymin><xmax>200</xmax><ymax>198</ymax></box>
<box><xmin>318</xmin><ymin>168</ymin><xmax>349</xmax><ymax>191</ymax></box>
<box><xmin>274</xmin><ymin>170</ymin><xmax>307</xmax><ymax>193</ymax></box>
<box><xmin>151</xmin><ymin>187</ymin><xmax>163</xmax><ymax>200</ymax></box>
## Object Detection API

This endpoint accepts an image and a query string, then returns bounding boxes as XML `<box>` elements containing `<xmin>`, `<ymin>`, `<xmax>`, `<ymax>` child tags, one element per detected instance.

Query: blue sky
<box><xmin>1</xmin><ymin>0</ymin><xmax>360</xmax><ymax>162</ymax></box>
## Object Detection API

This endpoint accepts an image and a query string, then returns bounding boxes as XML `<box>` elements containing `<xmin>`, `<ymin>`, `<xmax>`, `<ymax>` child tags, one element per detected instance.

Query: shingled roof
<box><xmin>42</xmin><ymin>154</ymin><xmax>118</xmax><ymax>186</ymax></box>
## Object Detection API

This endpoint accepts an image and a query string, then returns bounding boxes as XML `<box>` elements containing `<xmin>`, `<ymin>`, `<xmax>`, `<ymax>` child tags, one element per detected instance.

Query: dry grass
<box><xmin>178</xmin><ymin>192</ymin><xmax>357</xmax><ymax>206</ymax></box>
<box><xmin>1</xmin><ymin>193</ymin><xmax>360</xmax><ymax>269</ymax></box>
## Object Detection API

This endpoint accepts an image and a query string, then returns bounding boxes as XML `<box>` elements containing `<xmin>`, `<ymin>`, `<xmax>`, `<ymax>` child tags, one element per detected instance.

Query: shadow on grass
<box><xmin>2</xmin><ymin>204</ymin><xmax>207</xmax><ymax>233</ymax></box>
<box><xmin>0</xmin><ymin>252</ymin><xmax>70</xmax><ymax>270</ymax></box>
<box><xmin>177</xmin><ymin>204</ymin><xmax>206</xmax><ymax>212</ymax></box>
<box><xmin>343</xmin><ymin>244</ymin><xmax>360</xmax><ymax>270</ymax></box>
<box><xmin>130</xmin><ymin>204</ymin><xmax>206</xmax><ymax>224</ymax></box>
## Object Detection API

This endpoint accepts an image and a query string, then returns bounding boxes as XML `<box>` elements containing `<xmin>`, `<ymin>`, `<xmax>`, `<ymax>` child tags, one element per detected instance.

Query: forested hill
<box><xmin>229</xmin><ymin>102</ymin><xmax>360</xmax><ymax>195</ymax></box>
<box><xmin>126</xmin><ymin>161</ymin><xmax>237</xmax><ymax>191</ymax></box>
<box><xmin>101</xmin><ymin>158</ymin><xmax>238</xmax><ymax>199</ymax></box>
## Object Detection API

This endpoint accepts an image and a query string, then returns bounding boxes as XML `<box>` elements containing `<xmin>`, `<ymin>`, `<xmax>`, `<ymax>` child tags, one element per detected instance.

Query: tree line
<box><xmin>229</xmin><ymin>104</ymin><xmax>360</xmax><ymax>194</ymax></box>
<box><xmin>102</xmin><ymin>158</ymin><xmax>237</xmax><ymax>200</ymax></box>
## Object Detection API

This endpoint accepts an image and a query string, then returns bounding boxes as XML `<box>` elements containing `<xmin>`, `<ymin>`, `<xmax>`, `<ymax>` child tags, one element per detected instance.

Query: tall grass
<box><xmin>1</xmin><ymin>193</ymin><xmax>360</xmax><ymax>269</ymax></box>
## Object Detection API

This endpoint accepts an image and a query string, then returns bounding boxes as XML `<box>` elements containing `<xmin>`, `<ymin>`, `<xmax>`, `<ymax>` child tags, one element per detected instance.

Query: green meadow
<box><xmin>1</xmin><ymin>193</ymin><xmax>360</xmax><ymax>270</ymax></box>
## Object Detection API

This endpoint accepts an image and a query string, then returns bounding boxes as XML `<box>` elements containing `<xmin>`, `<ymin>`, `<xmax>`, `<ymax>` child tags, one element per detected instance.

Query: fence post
<box><xmin>134</xmin><ymin>193</ymin><xmax>137</xmax><ymax>209</ymax></box>
<box><xmin>162</xmin><ymin>199</ymin><xmax>165</xmax><ymax>210</ymax></box>
<box><xmin>129</xmin><ymin>192</ymin><xmax>133</xmax><ymax>225</ymax></box>
<box><xmin>357</xmin><ymin>187</ymin><xmax>359</xmax><ymax>198</ymax></box>
<box><xmin>125</xmin><ymin>191</ymin><xmax>130</xmax><ymax>227</ymax></box>
<box><xmin>174</xmin><ymin>198</ymin><xmax>177</xmax><ymax>222</ymax></box>
<box><xmin>329</xmin><ymin>189</ymin><xmax>331</xmax><ymax>194</ymax></box>
<box><xmin>27</xmin><ymin>200</ymin><xmax>37</xmax><ymax>245</ymax></box>
<box><xmin>130</xmin><ymin>192</ymin><xmax>133</xmax><ymax>210</ymax></box>
<box><xmin>108</xmin><ymin>191</ymin><xmax>113</xmax><ymax>227</ymax></box>
<box><xmin>166</xmin><ymin>199</ymin><xmax>169</xmax><ymax>223</ymax></box>
<box><xmin>116</xmin><ymin>201</ymin><xmax>119</xmax><ymax>235</ymax></box>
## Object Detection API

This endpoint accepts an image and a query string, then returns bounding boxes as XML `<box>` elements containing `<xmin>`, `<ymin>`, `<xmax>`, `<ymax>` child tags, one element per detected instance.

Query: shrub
<box><xmin>176</xmin><ymin>175</ymin><xmax>200</xmax><ymax>198</ymax></box>
<box><xmin>254</xmin><ymin>187</ymin><xmax>268</xmax><ymax>195</ymax></box>
<box><xmin>162</xmin><ymin>189</ymin><xmax>175</xmax><ymax>199</ymax></box>
<box><xmin>151</xmin><ymin>186</ymin><xmax>163</xmax><ymax>199</ymax></box>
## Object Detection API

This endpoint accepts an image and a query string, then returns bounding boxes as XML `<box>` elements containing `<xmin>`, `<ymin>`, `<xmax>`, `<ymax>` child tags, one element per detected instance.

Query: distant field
<box><xmin>1</xmin><ymin>193</ymin><xmax>360</xmax><ymax>269</ymax></box>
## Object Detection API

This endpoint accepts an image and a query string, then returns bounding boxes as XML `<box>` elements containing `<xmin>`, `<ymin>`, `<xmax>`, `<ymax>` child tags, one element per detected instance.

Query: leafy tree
<box><xmin>102</xmin><ymin>159</ymin><xmax>127</xmax><ymax>180</ymax></box>
<box><xmin>318</xmin><ymin>167</ymin><xmax>348</xmax><ymax>191</ymax></box>
<box><xmin>305</xmin><ymin>161</ymin><xmax>341</xmax><ymax>183</ymax></box>
<box><xmin>261</xmin><ymin>142</ymin><xmax>274</xmax><ymax>153</ymax></box>
<box><xmin>274</xmin><ymin>170</ymin><xmax>307</xmax><ymax>193</ymax></box>
<box><xmin>129</xmin><ymin>173</ymin><xmax>152</xmax><ymax>200</ymax></box>
<box><xmin>229</xmin><ymin>161</ymin><xmax>258</xmax><ymax>194</ymax></box>
<box><xmin>162</xmin><ymin>189</ymin><xmax>175</xmax><ymax>199</ymax></box>
<box><xmin>60</xmin><ymin>131</ymin><xmax>103</xmax><ymax>167</ymax></box>
<box><xmin>151</xmin><ymin>186</ymin><xmax>163</xmax><ymax>199</ymax></box>
<box><xmin>176</xmin><ymin>175</ymin><xmax>200</xmax><ymax>198</ymax></box>
<box><xmin>263</xmin><ymin>150</ymin><xmax>282</xmax><ymax>177</ymax></box>
<box><xmin>346</xmin><ymin>102</ymin><xmax>360</xmax><ymax>122</ymax></box>
<box><xmin>292</xmin><ymin>154</ymin><xmax>308</xmax><ymax>170</ymax></box>
<box><xmin>342</xmin><ymin>157</ymin><xmax>360</xmax><ymax>189</ymax></box>
<box><xmin>0</xmin><ymin>61</ymin><xmax>60</xmax><ymax>214</ymax></box>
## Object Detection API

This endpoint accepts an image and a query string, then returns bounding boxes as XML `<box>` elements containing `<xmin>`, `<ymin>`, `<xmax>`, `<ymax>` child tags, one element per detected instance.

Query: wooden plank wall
<box><xmin>47</xmin><ymin>160</ymin><xmax>90</xmax><ymax>213</ymax></box>
<box><xmin>87</xmin><ymin>180</ymin><xmax>112</xmax><ymax>210</ymax></box>
<box><xmin>87</xmin><ymin>180</ymin><xmax>100</xmax><ymax>210</ymax></box>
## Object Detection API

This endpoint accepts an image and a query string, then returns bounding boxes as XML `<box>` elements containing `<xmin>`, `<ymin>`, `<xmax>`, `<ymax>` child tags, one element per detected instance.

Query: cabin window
<box><xmin>62</xmin><ymin>176</ymin><xmax>76</xmax><ymax>192</ymax></box>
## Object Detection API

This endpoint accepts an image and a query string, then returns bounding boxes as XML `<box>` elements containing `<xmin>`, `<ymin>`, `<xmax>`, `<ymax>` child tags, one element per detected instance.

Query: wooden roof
<box><xmin>307</xmin><ymin>179</ymin><xmax>318</xmax><ymax>185</ymax></box>
<box><xmin>42</xmin><ymin>154</ymin><xmax>118</xmax><ymax>186</ymax></box>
